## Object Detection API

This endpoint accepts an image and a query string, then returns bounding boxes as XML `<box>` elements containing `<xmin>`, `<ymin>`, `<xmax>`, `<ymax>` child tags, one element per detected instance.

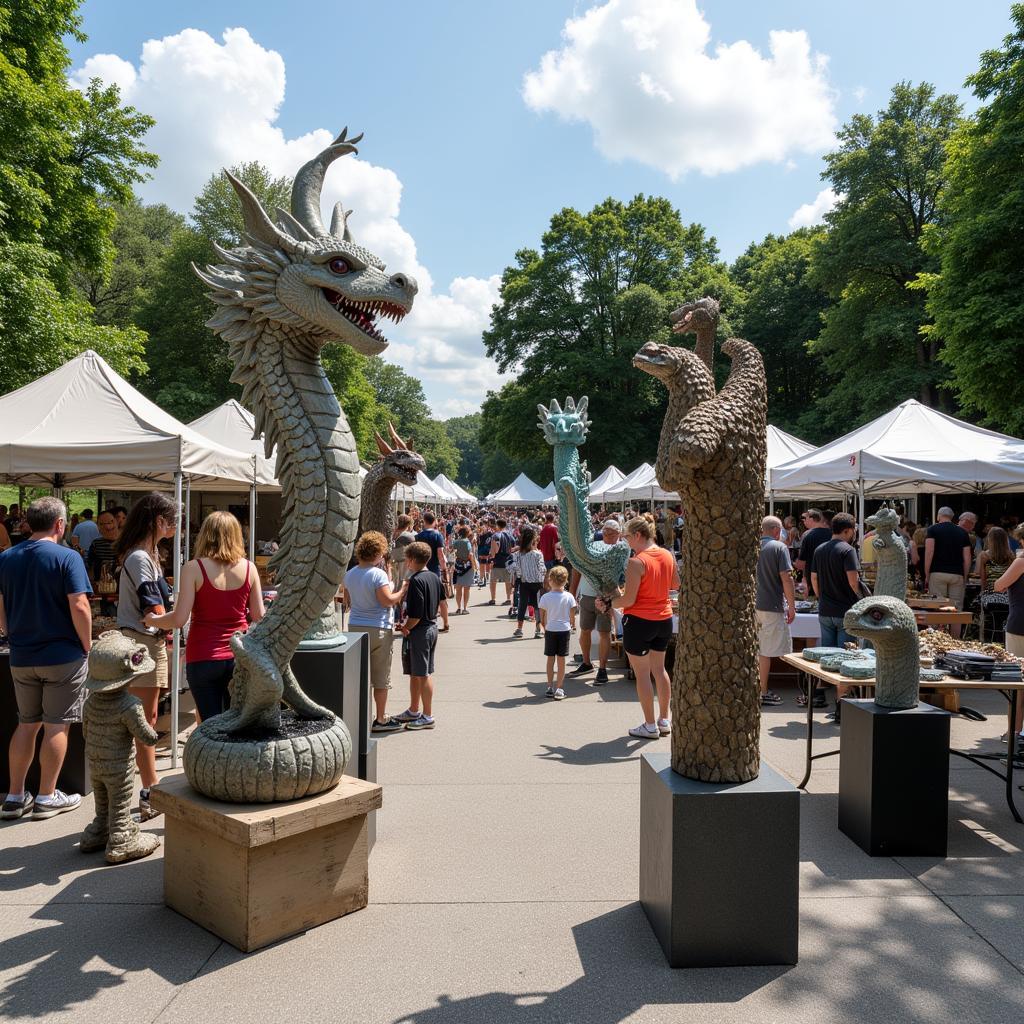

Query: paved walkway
<box><xmin>2</xmin><ymin>594</ymin><xmax>1024</xmax><ymax>1023</ymax></box>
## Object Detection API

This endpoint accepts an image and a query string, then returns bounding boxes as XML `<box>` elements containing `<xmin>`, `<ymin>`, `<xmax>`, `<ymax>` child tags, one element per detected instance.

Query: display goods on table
<box><xmin>637</xmin><ymin>296</ymin><xmax>767</xmax><ymax>783</ymax></box>
<box><xmin>538</xmin><ymin>396</ymin><xmax>630</xmax><ymax>598</ymax></box>
<box><xmin>359</xmin><ymin>422</ymin><xmax>425</xmax><ymax>540</ymax></box>
<box><xmin>186</xmin><ymin>128</ymin><xmax>417</xmax><ymax>802</ymax></box>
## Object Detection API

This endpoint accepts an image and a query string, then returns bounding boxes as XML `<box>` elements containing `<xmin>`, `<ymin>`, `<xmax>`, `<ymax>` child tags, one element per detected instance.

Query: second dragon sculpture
<box><xmin>185</xmin><ymin>129</ymin><xmax>418</xmax><ymax>801</ymax></box>
<box><xmin>538</xmin><ymin>397</ymin><xmax>630</xmax><ymax>599</ymax></box>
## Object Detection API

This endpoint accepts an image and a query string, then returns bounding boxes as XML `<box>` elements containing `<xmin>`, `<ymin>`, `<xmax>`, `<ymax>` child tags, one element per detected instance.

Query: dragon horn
<box><xmin>275</xmin><ymin>207</ymin><xmax>316</xmax><ymax>242</ymax></box>
<box><xmin>374</xmin><ymin>432</ymin><xmax>394</xmax><ymax>457</ymax></box>
<box><xmin>330</xmin><ymin>202</ymin><xmax>355</xmax><ymax>240</ymax></box>
<box><xmin>577</xmin><ymin>397</ymin><xmax>589</xmax><ymax>417</ymax></box>
<box><xmin>291</xmin><ymin>128</ymin><xmax>363</xmax><ymax>237</ymax></box>
<box><xmin>566</xmin><ymin>397</ymin><xmax>576</xmax><ymax>412</ymax></box>
<box><xmin>224</xmin><ymin>170</ymin><xmax>296</xmax><ymax>252</ymax></box>
<box><xmin>550</xmin><ymin>399</ymin><xmax>563</xmax><ymax>414</ymax></box>
<box><xmin>387</xmin><ymin>421</ymin><xmax>408</xmax><ymax>450</ymax></box>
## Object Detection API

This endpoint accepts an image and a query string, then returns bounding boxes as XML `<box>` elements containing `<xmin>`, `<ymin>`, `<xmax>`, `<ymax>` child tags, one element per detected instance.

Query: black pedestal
<box><xmin>838</xmin><ymin>699</ymin><xmax>950</xmax><ymax>857</ymax></box>
<box><xmin>640</xmin><ymin>753</ymin><xmax>799</xmax><ymax>967</ymax></box>
<box><xmin>291</xmin><ymin>634</ymin><xmax>373</xmax><ymax>782</ymax></box>
<box><xmin>0</xmin><ymin>654</ymin><xmax>90</xmax><ymax>796</ymax></box>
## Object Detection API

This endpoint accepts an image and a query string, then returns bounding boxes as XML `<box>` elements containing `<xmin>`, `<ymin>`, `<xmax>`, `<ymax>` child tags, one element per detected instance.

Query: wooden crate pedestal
<box><xmin>151</xmin><ymin>771</ymin><xmax>382</xmax><ymax>952</ymax></box>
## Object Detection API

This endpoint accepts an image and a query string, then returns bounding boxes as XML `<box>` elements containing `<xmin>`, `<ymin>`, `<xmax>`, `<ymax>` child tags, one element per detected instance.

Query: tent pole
<box><xmin>249</xmin><ymin>482</ymin><xmax>257</xmax><ymax>561</ymax></box>
<box><xmin>931</xmin><ymin>492</ymin><xmax>937</xmax><ymax>524</ymax></box>
<box><xmin>170</xmin><ymin>472</ymin><xmax>183</xmax><ymax>769</ymax></box>
<box><xmin>184</xmin><ymin>479</ymin><xmax>191</xmax><ymax>561</ymax></box>
<box><xmin>857</xmin><ymin>473</ymin><xmax>865</xmax><ymax>542</ymax></box>
<box><xmin>769</xmin><ymin>490</ymin><xmax>775</xmax><ymax>516</ymax></box>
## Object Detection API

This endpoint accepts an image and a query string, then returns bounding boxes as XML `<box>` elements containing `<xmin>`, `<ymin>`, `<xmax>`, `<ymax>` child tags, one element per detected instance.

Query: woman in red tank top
<box><xmin>146</xmin><ymin>511</ymin><xmax>264</xmax><ymax>722</ymax></box>
<box><xmin>597</xmin><ymin>516</ymin><xmax>678</xmax><ymax>740</ymax></box>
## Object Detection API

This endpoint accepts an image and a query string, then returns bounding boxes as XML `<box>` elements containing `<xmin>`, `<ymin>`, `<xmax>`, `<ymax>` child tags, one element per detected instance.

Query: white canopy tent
<box><xmin>489</xmin><ymin>473</ymin><xmax>550</xmax><ymax>506</ymax></box>
<box><xmin>432</xmin><ymin>473</ymin><xmax>477</xmax><ymax>504</ymax></box>
<box><xmin>603</xmin><ymin>463</ymin><xmax>675</xmax><ymax>502</ymax></box>
<box><xmin>188</xmin><ymin>399</ymin><xmax>279</xmax><ymax>489</ymax></box>
<box><xmin>770</xmin><ymin>398</ymin><xmax>1024</xmax><ymax>527</ymax></box>
<box><xmin>540</xmin><ymin>481</ymin><xmax>557</xmax><ymax>506</ymax></box>
<box><xmin>395</xmin><ymin>470</ymin><xmax>449</xmax><ymax>504</ymax></box>
<box><xmin>0</xmin><ymin>351</ymin><xmax>266</xmax><ymax>772</ymax></box>
<box><xmin>586</xmin><ymin>465</ymin><xmax>626</xmax><ymax>504</ymax></box>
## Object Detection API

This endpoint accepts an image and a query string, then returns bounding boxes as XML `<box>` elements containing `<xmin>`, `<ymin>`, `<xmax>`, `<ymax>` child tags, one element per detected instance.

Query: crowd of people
<box><xmin>4</xmin><ymin>488</ymin><xmax>1024</xmax><ymax>821</ymax></box>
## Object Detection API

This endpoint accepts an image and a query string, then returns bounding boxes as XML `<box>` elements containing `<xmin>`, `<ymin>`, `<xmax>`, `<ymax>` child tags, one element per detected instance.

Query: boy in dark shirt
<box><xmin>396</xmin><ymin>542</ymin><xmax>447</xmax><ymax>731</ymax></box>
<box><xmin>795</xmin><ymin>509</ymin><xmax>831</xmax><ymax>595</ymax></box>
<box><xmin>414</xmin><ymin>511</ymin><xmax>449</xmax><ymax>632</ymax></box>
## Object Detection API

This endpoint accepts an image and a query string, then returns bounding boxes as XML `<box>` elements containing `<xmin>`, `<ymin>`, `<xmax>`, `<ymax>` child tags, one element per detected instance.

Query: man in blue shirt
<box><xmin>71</xmin><ymin>508</ymin><xmax>100</xmax><ymax>556</ymax></box>
<box><xmin>0</xmin><ymin>498</ymin><xmax>92</xmax><ymax>820</ymax></box>
<box><xmin>415</xmin><ymin>511</ymin><xmax>449</xmax><ymax>632</ymax></box>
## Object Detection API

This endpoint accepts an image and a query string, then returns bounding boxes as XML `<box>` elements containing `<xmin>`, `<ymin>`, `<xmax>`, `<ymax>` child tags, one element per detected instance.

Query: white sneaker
<box><xmin>657</xmin><ymin>718</ymin><xmax>671</xmax><ymax>736</ymax></box>
<box><xmin>553</xmin><ymin>688</ymin><xmax>566</xmax><ymax>700</ymax></box>
<box><xmin>32</xmin><ymin>790</ymin><xmax>82</xmax><ymax>819</ymax></box>
<box><xmin>629</xmin><ymin>723</ymin><xmax>660</xmax><ymax>739</ymax></box>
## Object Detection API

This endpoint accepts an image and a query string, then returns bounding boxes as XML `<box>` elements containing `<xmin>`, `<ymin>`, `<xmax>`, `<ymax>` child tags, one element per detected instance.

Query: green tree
<box><xmin>481</xmin><ymin>195</ymin><xmax>724</xmax><ymax>476</ymax></box>
<box><xmin>731</xmin><ymin>229</ymin><xmax>831</xmax><ymax>438</ymax></box>
<box><xmin>362</xmin><ymin>357</ymin><xmax>459</xmax><ymax>477</ymax></box>
<box><xmin>0</xmin><ymin>0</ymin><xmax>155</xmax><ymax>393</ymax></box>
<box><xmin>918</xmin><ymin>6</ymin><xmax>1024</xmax><ymax>433</ymax></box>
<box><xmin>805</xmin><ymin>82</ymin><xmax>962</xmax><ymax>434</ymax></box>
<box><xmin>443</xmin><ymin>413</ymin><xmax>484</xmax><ymax>491</ymax></box>
<box><xmin>191</xmin><ymin>162</ymin><xmax>291</xmax><ymax>247</ymax></box>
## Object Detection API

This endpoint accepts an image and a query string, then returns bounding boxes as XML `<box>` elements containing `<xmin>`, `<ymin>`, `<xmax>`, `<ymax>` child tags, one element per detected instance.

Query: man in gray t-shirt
<box><xmin>756</xmin><ymin>516</ymin><xmax>796</xmax><ymax>706</ymax></box>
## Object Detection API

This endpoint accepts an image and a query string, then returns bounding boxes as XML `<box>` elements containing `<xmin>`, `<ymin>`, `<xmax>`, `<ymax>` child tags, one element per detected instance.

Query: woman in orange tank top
<box><xmin>597</xmin><ymin>516</ymin><xmax>678</xmax><ymax>740</ymax></box>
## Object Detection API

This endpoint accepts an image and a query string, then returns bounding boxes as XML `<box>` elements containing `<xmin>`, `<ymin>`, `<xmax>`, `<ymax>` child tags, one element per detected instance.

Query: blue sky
<box><xmin>67</xmin><ymin>0</ymin><xmax>1015</xmax><ymax>417</ymax></box>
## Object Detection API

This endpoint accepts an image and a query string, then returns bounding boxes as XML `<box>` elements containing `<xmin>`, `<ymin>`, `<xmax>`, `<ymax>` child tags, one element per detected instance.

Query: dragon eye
<box><xmin>328</xmin><ymin>258</ymin><xmax>350</xmax><ymax>275</ymax></box>
<box><xmin>869</xmin><ymin>609</ymin><xmax>884</xmax><ymax>622</ymax></box>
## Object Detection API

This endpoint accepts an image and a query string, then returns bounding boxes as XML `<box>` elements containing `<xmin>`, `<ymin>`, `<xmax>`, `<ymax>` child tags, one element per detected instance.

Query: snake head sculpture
<box><xmin>866</xmin><ymin>505</ymin><xmax>901</xmax><ymax>546</ymax></box>
<box><xmin>537</xmin><ymin>397</ymin><xmax>590</xmax><ymax>447</ymax></box>
<box><xmin>633</xmin><ymin>341</ymin><xmax>688</xmax><ymax>383</ymax></box>
<box><xmin>374</xmin><ymin>422</ymin><xmax>426</xmax><ymax>487</ymax></box>
<box><xmin>843</xmin><ymin>595</ymin><xmax>921</xmax><ymax>709</ymax></box>
<box><xmin>843</xmin><ymin>596</ymin><xmax>917</xmax><ymax>644</ymax></box>
<box><xmin>197</xmin><ymin>128</ymin><xmax>418</xmax><ymax>358</ymax></box>
<box><xmin>669</xmin><ymin>296</ymin><xmax>720</xmax><ymax>335</ymax></box>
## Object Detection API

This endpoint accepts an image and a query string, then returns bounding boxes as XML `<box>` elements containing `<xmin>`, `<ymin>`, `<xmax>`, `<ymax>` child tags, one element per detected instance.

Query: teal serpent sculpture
<box><xmin>538</xmin><ymin>397</ymin><xmax>630</xmax><ymax>597</ymax></box>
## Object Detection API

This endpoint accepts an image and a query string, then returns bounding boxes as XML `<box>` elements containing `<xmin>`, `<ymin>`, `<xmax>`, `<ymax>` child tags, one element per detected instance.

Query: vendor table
<box><xmin>914</xmin><ymin>610</ymin><xmax>974</xmax><ymax>628</ymax></box>
<box><xmin>781</xmin><ymin>652</ymin><xmax>1023</xmax><ymax>823</ymax></box>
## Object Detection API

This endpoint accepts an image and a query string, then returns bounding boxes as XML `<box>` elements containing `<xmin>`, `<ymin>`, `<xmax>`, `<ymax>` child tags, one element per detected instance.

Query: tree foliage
<box><xmin>191</xmin><ymin>162</ymin><xmax>291</xmax><ymax>248</ymax></box>
<box><xmin>481</xmin><ymin>196</ymin><xmax>727</xmax><ymax>485</ymax></box>
<box><xmin>805</xmin><ymin>83</ymin><xmax>962</xmax><ymax>434</ymax></box>
<box><xmin>919</xmin><ymin>5</ymin><xmax>1024</xmax><ymax>434</ymax></box>
<box><xmin>443</xmin><ymin>413</ymin><xmax>484</xmax><ymax>491</ymax></box>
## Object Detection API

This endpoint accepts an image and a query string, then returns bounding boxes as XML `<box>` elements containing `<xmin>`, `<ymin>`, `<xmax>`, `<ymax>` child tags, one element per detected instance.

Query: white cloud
<box><xmin>787</xmin><ymin>186</ymin><xmax>841</xmax><ymax>229</ymax></box>
<box><xmin>71</xmin><ymin>27</ymin><xmax>503</xmax><ymax>418</ymax></box>
<box><xmin>522</xmin><ymin>0</ymin><xmax>837</xmax><ymax>178</ymax></box>
<box><xmin>853</xmin><ymin>85</ymin><xmax>868</xmax><ymax>103</ymax></box>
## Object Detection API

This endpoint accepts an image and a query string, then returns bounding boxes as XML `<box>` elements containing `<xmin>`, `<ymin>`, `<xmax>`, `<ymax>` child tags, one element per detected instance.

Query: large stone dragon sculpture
<box><xmin>359</xmin><ymin>423</ymin><xmax>426</xmax><ymax>540</ymax></box>
<box><xmin>634</xmin><ymin>298</ymin><xmax>766</xmax><ymax>783</ymax></box>
<box><xmin>538</xmin><ymin>397</ymin><xmax>630</xmax><ymax>597</ymax></box>
<box><xmin>185</xmin><ymin>129</ymin><xmax>417</xmax><ymax>801</ymax></box>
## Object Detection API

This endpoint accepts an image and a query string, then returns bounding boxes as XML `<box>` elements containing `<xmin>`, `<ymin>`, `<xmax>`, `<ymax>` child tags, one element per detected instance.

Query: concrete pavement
<box><xmin>1</xmin><ymin>593</ymin><xmax>1023</xmax><ymax>1023</ymax></box>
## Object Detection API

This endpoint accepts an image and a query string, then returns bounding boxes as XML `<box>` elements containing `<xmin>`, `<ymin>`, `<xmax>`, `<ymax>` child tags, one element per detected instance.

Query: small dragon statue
<box><xmin>844</xmin><ymin>596</ymin><xmax>920</xmax><ymax>709</ymax></box>
<box><xmin>185</xmin><ymin>128</ymin><xmax>418</xmax><ymax>801</ymax></box>
<box><xmin>865</xmin><ymin>505</ymin><xmax>907</xmax><ymax>602</ymax></box>
<box><xmin>635</xmin><ymin>296</ymin><xmax>767</xmax><ymax>784</ymax></box>
<box><xmin>359</xmin><ymin>422</ymin><xmax>426</xmax><ymax>540</ymax></box>
<box><xmin>669</xmin><ymin>296</ymin><xmax>720</xmax><ymax>371</ymax></box>
<box><xmin>538</xmin><ymin>397</ymin><xmax>630</xmax><ymax>597</ymax></box>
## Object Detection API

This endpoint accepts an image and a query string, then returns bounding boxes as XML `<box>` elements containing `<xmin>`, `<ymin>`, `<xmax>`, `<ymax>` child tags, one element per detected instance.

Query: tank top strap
<box><xmin>242</xmin><ymin>560</ymin><xmax>253</xmax><ymax>601</ymax></box>
<box><xmin>196</xmin><ymin>558</ymin><xmax>211</xmax><ymax>585</ymax></box>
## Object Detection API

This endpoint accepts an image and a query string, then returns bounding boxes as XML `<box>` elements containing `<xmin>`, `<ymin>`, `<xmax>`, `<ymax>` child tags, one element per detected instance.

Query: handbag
<box><xmin>442</xmin><ymin>571</ymin><xmax>455</xmax><ymax>600</ymax></box>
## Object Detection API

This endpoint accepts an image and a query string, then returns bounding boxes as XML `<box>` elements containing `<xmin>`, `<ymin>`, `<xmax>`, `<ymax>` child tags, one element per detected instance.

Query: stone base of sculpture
<box><xmin>152</xmin><ymin>770</ymin><xmax>381</xmax><ymax>952</ymax></box>
<box><xmin>838</xmin><ymin>699</ymin><xmax>950</xmax><ymax>856</ymax></box>
<box><xmin>183</xmin><ymin>711</ymin><xmax>352</xmax><ymax>803</ymax></box>
<box><xmin>299</xmin><ymin>602</ymin><xmax>348</xmax><ymax>649</ymax></box>
<box><xmin>639</xmin><ymin>753</ymin><xmax>799</xmax><ymax>967</ymax></box>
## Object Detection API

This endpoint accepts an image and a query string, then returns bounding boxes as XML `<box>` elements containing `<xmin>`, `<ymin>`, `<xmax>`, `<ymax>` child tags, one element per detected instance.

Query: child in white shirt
<box><xmin>538</xmin><ymin>565</ymin><xmax>577</xmax><ymax>700</ymax></box>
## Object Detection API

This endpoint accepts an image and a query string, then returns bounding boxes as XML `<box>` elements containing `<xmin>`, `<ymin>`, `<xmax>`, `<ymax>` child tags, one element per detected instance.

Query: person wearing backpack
<box><xmin>488</xmin><ymin>517</ymin><xmax>515</xmax><ymax>607</ymax></box>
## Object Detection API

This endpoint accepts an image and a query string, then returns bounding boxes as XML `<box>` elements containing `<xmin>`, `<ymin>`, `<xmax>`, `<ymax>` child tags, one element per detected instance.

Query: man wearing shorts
<box><xmin>756</xmin><ymin>516</ymin><xmax>796</xmax><ymax>707</ymax></box>
<box><xmin>0</xmin><ymin>498</ymin><xmax>91</xmax><ymax>820</ymax></box>
<box><xmin>571</xmin><ymin>519</ymin><xmax>622</xmax><ymax>685</ymax></box>
<box><xmin>488</xmin><ymin>518</ymin><xmax>515</xmax><ymax>606</ymax></box>
<box><xmin>396</xmin><ymin>542</ymin><xmax>446</xmax><ymax>731</ymax></box>
<box><xmin>926</xmin><ymin>507</ymin><xmax>973</xmax><ymax>636</ymax></box>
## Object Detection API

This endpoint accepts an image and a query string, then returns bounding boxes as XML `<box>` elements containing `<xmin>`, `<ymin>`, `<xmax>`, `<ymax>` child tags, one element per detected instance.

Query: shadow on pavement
<box><xmin>536</xmin><ymin>735</ymin><xmax>646</xmax><ymax>765</ymax></box>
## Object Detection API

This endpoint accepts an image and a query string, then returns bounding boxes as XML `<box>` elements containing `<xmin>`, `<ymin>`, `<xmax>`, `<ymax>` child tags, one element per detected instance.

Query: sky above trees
<box><xmin>65</xmin><ymin>0</ymin><xmax>1014</xmax><ymax>418</ymax></box>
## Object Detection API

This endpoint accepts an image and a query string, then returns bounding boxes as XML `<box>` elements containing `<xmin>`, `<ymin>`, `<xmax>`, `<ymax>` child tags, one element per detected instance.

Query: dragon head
<box><xmin>843</xmin><ymin>596</ymin><xmax>917</xmax><ymax>645</ymax></box>
<box><xmin>373</xmin><ymin>422</ymin><xmax>426</xmax><ymax>486</ymax></box>
<box><xmin>669</xmin><ymin>296</ymin><xmax>720</xmax><ymax>337</ymax></box>
<box><xmin>866</xmin><ymin>506</ymin><xmax>900</xmax><ymax>535</ymax></box>
<box><xmin>537</xmin><ymin>397</ymin><xmax>590</xmax><ymax>447</ymax></box>
<box><xmin>632</xmin><ymin>341</ymin><xmax>689</xmax><ymax>383</ymax></box>
<box><xmin>196</xmin><ymin>128</ymin><xmax>417</xmax><ymax>356</ymax></box>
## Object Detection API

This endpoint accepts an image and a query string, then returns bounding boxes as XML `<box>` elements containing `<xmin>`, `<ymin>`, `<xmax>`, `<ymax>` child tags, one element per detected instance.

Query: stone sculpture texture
<box><xmin>79</xmin><ymin>632</ymin><xmax>162</xmax><ymax>863</ymax></box>
<box><xmin>635</xmin><ymin>298</ymin><xmax>766</xmax><ymax>783</ymax></box>
<box><xmin>538</xmin><ymin>397</ymin><xmax>630</xmax><ymax>597</ymax></box>
<box><xmin>359</xmin><ymin>423</ymin><xmax>425</xmax><ymax>540</ymax></box>
<box><xmin>187</xmin><ymin>129</ymin><xmax>417</xmax><ymax>801</ymax></box>
<box><xmin>866</xmin><ymin>506</ymin><xmax>908</xmax><ymax>601</ymax></box>
<box><xmin>844</xmin><ymin>596</ymin><xmax>921</xmax><ymax>709</ymax></box>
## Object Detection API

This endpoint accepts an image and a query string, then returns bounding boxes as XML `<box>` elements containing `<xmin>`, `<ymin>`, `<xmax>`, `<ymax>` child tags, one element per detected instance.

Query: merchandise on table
<box><xmin>918</xmin><ymin>627</ymin><xmax>1021</xmax><ymax>663</ymax></box>
<box><xmin>801</xmin><ymin>646</ymin><xmax>849</xmax><ymax>662</ymax></box>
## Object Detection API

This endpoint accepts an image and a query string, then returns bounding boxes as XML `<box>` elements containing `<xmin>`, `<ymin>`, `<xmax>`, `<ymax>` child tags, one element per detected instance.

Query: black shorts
<box><xmin>403</xmin><ymin>624</ymin><xmax>438</xmax><ymax>676</ymax></box>
<box><xmin>544</xmin><ymin>629</ymin><xmax>571</xmax><ymax>658</ymax></box>
<box><xmin>622</xmin><ymin>615</ymin><xmax>673</xmax><ymax>656</ymax></box>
